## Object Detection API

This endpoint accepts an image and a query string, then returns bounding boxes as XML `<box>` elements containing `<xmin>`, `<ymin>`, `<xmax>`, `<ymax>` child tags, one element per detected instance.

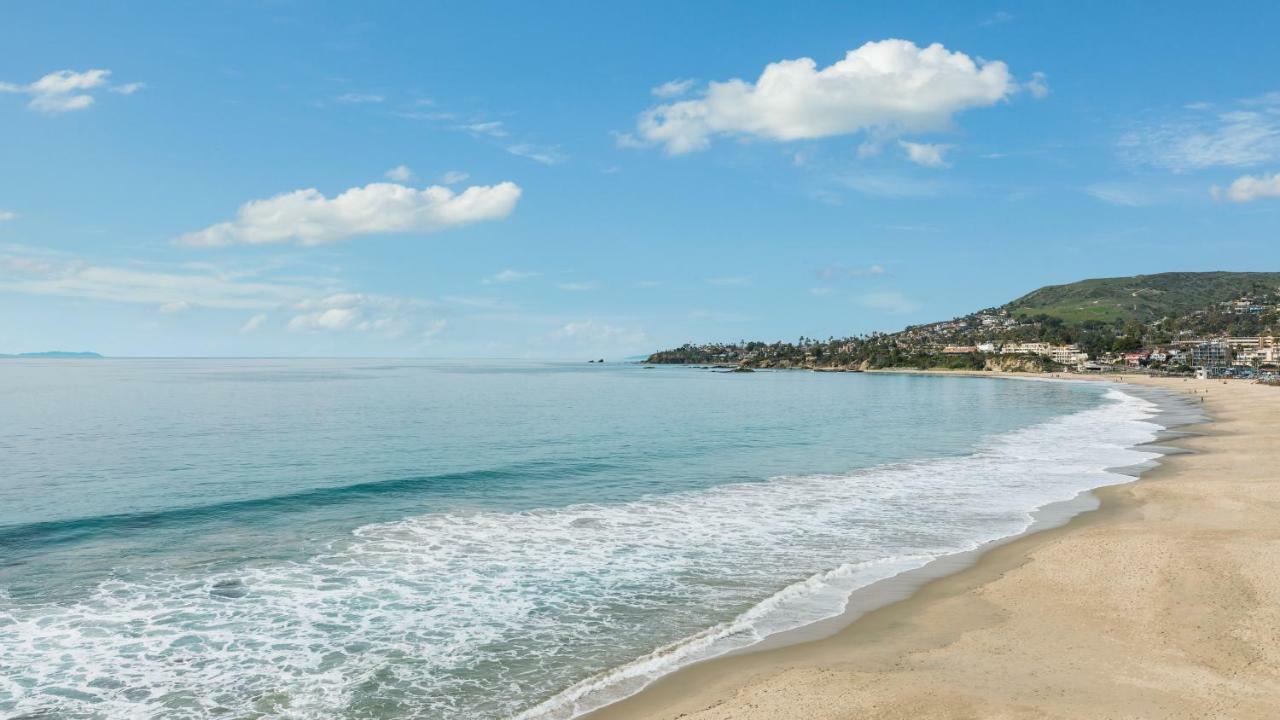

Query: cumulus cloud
<box><xmin>0</xmin><ymin>68</ymin><xmax>141</xmax><ymax>113</ymax></box>
<box><xmin>240</xmin><ymin>314</ymin><xmax>268</xmax><ymax>333</ymax></box>
<box><xmin>439</xmin><ymin>170</ymin><xmax>470</xmax><ymax>185</ymax></box>
<box><xmin>1120</xmin><ymin>95</ymin><xmax>1280</xmax><ymax>172</ymax></box>
<box><xmin>651</xmin><ymin>78</ymin><xmax>696</xmax><ymax>98</ymax></box>
<box><xmin>483</xmin><ymin>269</ymin><xmax>537</xmax><ymax>285</ymax></box>
<box><xmin>1211</xmin><ymin>172</ymin><xmax>1280</xmax><ymax>202</ymax></box>
<box><xmin>176</xmin><ymin>181</ymin><xmax>522</xmax><ymax>247</ymax></box>
<box><xmin>899</xmin><ymin>140</ymin><xmax>951</xmax><ymax>167</ymax></box>
<box><xmin>385</xmin><ymin>165</ymin><xmax>413</xmax><ymax>181</ymax></box>
<box><xmin>630</xmin><ymin>39</ymin><xmax>1016</xmax><ymax>154</ymax></box>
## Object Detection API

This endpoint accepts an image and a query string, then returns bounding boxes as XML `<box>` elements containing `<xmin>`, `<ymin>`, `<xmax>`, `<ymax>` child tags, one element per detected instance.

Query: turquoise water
<box><xmin>0</xmin><ymin>360</ymin><xmax>1161</xmax><ymax>718</ymax></box>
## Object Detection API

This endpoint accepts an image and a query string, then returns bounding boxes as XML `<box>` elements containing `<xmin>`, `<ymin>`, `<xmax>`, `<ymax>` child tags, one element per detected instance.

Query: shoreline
<box><xmin>586</xmin><ymin>374</ymin><xmax>1279</xmax><ymax>720</ymax></box>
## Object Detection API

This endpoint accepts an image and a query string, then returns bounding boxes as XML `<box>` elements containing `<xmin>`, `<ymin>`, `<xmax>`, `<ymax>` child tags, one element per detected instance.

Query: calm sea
<box><xmin>0</xmin><ymin>359</ymin><xmax>1161</xmax><ymax>718</ymax></box>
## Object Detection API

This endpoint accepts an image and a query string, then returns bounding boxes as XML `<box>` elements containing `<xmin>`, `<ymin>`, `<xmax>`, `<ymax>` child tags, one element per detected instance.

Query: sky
<box><xmin>2</xmin><ymin>1</ymin><xmax>1279</xmax><ymax>358</ymax></box>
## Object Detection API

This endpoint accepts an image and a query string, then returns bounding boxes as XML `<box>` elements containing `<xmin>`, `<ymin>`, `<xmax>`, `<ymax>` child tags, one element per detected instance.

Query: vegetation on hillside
<box><xmin>646</xmin><ymin>272</ymin><xmax>1280</xmax><ymax>372</ymax></box>
<box><xmin>1003</xmin><ymin>272</ymin><xmax>1280</xmax><ymax>324</ymax></box>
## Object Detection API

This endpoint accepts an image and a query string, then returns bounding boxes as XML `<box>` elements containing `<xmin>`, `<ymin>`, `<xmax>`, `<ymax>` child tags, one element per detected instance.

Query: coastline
<box><xmin>586</xmin><ymin>374</ymin><xmax>1280</xmax><ymax>719</ymax></box>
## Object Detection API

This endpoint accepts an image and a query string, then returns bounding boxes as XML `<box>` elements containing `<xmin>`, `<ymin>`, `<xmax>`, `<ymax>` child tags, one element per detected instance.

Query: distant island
<box><xmin>647</xmin><ymin>271</ymin><xmax>1280</xmax><ymax>378</ymax></box>
<box><xmin>0</xmin><ymin>351</ymin><xmax>103</xmax><ymax>359</ymax></box>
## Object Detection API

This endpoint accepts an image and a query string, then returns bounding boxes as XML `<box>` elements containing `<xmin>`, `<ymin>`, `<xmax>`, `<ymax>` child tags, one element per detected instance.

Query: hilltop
<box><xmin>1004</xmin><ymin>272</ymin><xmax>1280</xmax><ymax>324</ymax></box>
<box><xmin>646</xmin><ymin>272</ymin><xmax>1280</xmax><ymax>373</ymax></box>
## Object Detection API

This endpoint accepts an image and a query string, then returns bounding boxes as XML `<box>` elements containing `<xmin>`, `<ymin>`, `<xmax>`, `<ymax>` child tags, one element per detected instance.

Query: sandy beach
<box><xmin>590</xmin><ymin>375</ymin><xmax>1280</xmax><ymax>720</ymax></box>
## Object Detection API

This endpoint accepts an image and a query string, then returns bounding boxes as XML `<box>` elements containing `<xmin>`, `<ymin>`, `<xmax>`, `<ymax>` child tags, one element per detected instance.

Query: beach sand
<box><xmin>589</xmin><ymin>375</ymin><xmax>1280</xmax><ymax>720</ymax></box>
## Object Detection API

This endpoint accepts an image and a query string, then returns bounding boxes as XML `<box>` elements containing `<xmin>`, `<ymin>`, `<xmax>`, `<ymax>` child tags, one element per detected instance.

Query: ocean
<box><xmin>0</xmin><ymin>359</ymin><xmax>1163</xmax><ymax>719</ymax></box>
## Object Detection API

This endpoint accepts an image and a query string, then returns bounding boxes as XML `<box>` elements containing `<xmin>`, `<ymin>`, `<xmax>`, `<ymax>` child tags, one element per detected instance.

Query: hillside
<box><xmin>0</xmin><ymin>351</ymin><xmax>103</xmax><ymax>359</ymax></box>
<box><xmin>1004</xmin><ymin>272</ymin><xmax>1280</xmax><ymax>325</ymax></box>
<box><xmin>646</xmin><ymin>271</ymin><xmax>1280</xmax><ymax>371</ymax></box>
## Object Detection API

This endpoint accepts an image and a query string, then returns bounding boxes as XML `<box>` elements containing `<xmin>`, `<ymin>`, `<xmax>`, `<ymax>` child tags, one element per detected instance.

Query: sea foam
<box><xmin>0</xmin><ymin>388</ymin><xmax>1160</xmax><ymax>719</ymax></box>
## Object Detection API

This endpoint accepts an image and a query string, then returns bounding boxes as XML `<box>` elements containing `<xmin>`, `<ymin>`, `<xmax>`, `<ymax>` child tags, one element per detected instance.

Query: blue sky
<box><xmin>2</xmin><ymin>1</ymin><xmax>1279</xmax><ymax>358</ymax></box>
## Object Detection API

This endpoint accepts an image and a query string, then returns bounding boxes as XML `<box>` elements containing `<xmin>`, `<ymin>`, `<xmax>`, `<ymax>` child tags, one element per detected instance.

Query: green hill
<box><xmin>1004</xmin><ymin>272</ymin><xmax>1280</xmax><ymax>325</ymax></box>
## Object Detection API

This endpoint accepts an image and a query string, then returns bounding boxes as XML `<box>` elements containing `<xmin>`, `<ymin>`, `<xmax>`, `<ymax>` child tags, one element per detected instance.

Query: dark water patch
<box><xmin>0</xmin><ymin>459</ymin><xmax>618</xmax><ymax>551</ymax></box>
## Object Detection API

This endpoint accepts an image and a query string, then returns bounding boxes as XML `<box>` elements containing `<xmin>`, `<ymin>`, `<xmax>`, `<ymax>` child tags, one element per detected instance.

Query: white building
<box><xmin>1049</xmin><ymin>345</ymin><xmax>1089</xmax><ymax>365</ymax></box>
<box><xmin>1002</xmin><ymin>342</ymin><xmax>1052</xmax><ymax>356</ymax></box>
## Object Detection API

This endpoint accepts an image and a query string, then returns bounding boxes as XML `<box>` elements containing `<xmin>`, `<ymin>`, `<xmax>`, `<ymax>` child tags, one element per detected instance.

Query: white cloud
<box><xmin>556</xmin><ymin>281</ymin><xmax>599</xmax><ymax>291</ymax></box>
<box><xmin>706</xmin><ymin>276</ymin><xmax>751</xmax><ymax>287</ymax></box>
<box><xmin>506</xmin><ymin>143</ymin><xmax>567</xmax><ymax>165</ymax></box>
<box><xmin>651</xmin><ymin>78</ymin><xmax>696</xmax><ymax>98</ymax></box>
<box><xmin>176</xmin><ymin>181</ymin><xmax>522</xmax><ymax>247</ymax></box>
<box><xmin>0</xmin><ymin>68</ymin><xmax>140</xmax><ymax>113</ymax></box>
<box><xmin>335</xmin><ymin>93</ymin><xmax>384</xmax><ymax>104</ymax></box>
<box><xmin>1084</xmin><ymin>182</ymin><xmax>1163</xmax><ymax>207</ymax></box>
<box><xmin>1024</xmin><ymin>71</ymin><xmax>1050</xmax><ymax>99</ymax></box>
<box><xmin>286</xmin><ymin>293</ymin><xmax>426</xmax><ymax>337</ymax></box>
<box><xmin>1212</xmin><ymin>172</ymin><xmax>1280</xmax><ymax>203</ymax></box>
<box><xmin>439</xmin><ymin>170</ymin><xmax>470</xmax><ymax>185</ymax></box>
<box><xmin>818</xmin><ymin>264</ymin><xmax>886</xmax><ymax>280</ymax></box>
<box><xmin>630</xmin><ymin>39</ymin><xmax>1016</xmax><ymax>154</ymax></box>
<box><xmin>0</xmin><ymin>248</ymin><xmax>326</xmax><ymax>309</ymax></box>
<box><xmin>860</xmin><ymin>291</ymin><xmax>920</xmax><ymax>314</ymax></box>
<box><xmin>0</xmin><ymin>210</ymin><xmax>16</xmax><ymax>221</ymax></box>
<box><xmin>838</xmin><ymin>173</ymin><xmax>942</xmax><ymax>198</ymax></box>
<box><xmin>457</xmin><ymin>121</ymin><xmax>508</xmax><ymax>137</ymax></box>
<box><xmin>899</xmin><ymin>140</ymin><xmax>951</xmax><ymax>167</ymax></box>
<box><xmin>385</xmin><ymin>165</ymin><xmax>413</xmax><ymax>181</ymax></box>
<box><xmin>483</xmin><ymin>269</ymin><xmax>537</xmax><ymax>284</ymax></box>
<box><xmin>0</xmin><ymin>246</ymin><xmax>446</xmax><ymax>339</ymax></box>
<box><xmin>1120</xmin><ymin>95</ymin><xmax>1280</xmax><ymax>172</ymax></box>
<box><xmin>240</xmin><ymin>314</ymin><xmax>268</xmax><ymax>333</ymax></box>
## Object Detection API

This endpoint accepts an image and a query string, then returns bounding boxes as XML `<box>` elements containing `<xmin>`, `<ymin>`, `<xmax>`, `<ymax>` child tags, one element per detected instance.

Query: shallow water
<box><xmin>0</xmin><ymin>360</ymin><xmax>1160</xmax><ymax>718</ymax></box>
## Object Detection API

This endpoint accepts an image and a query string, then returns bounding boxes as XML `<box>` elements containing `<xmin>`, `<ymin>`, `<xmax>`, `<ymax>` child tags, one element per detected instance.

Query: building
<box><xmin>1049</xmin><ymin>344</ymin><xmax>1089</xmax><ymax>366</ymax></box>
<box><xmin>941</xmin><ymin>345</ymin><xmax>978</xmax><ymax>354</ymax></box>
<box><xmin>1190</xmin><ymin>341</ymin><xmax>1230</xmax><ymax>368</ymax></box>
<box><xmin>1225</xmin><ymin>337</ymin><xmax>1262</xmax><ymax>352</ymax></box>
<box><xmin>1002</xmin><ymin>342</ymin><xmax>1052</xmax><ymax>356</ymax></box>
<box><xmin>1123</xmin><ymin>352</ymin><xmax>1150</xmax><ymax>368</ymax></box>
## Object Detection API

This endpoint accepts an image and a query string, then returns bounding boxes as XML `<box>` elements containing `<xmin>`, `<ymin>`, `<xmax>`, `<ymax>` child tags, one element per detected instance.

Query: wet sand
<box><xmin>589</xmin><ymin>375</ymin><xmax>1280</xmax><ymax>720</ymax></box>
